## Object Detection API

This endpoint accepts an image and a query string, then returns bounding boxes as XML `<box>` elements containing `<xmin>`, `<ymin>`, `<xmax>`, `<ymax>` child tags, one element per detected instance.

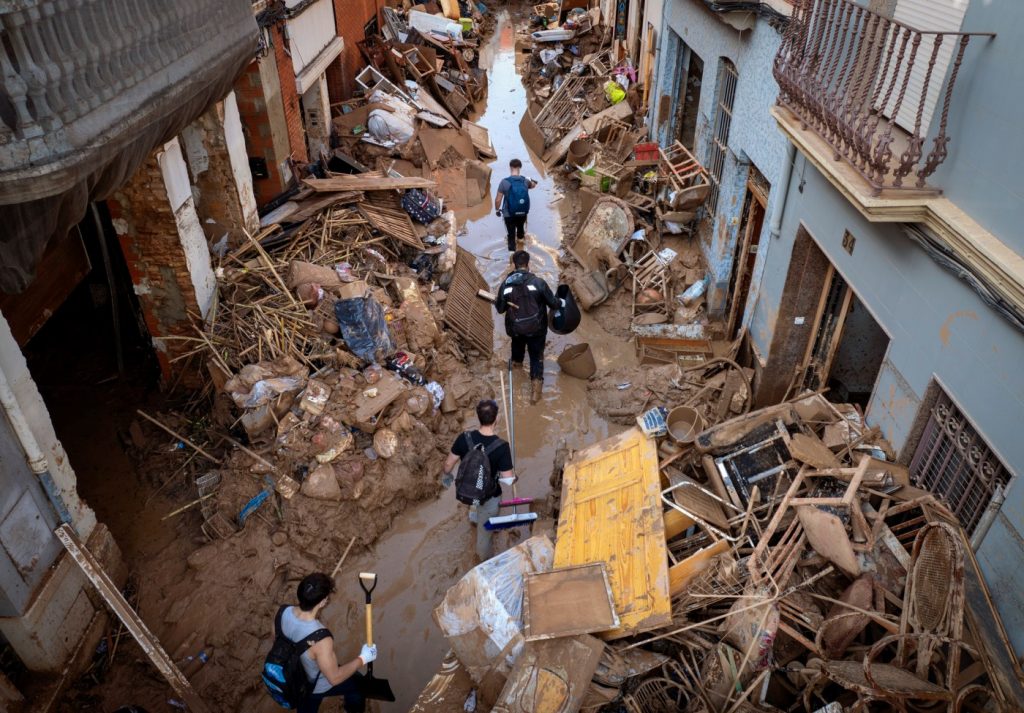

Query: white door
<box><xmin>886</xmin><ymin>0</ymin><xmax>970</xmax><ymax>136</ymax></box>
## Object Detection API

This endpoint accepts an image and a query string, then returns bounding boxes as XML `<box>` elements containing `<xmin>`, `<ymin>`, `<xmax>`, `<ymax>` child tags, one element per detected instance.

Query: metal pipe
<box><xmin>769</xmin><ymin>140</ymin><xmax>797</xmax><ymax>241</ymax></box>
<box><xmin>0</xmin><ymin>360</ymin><xmax>73</xmax><ymax>523</ymax></box>
<box><xmin>970</xmin><ymin>482</ymin><xmax>1005</xmax><ymax>551</ymax></box>
<box><xmin>0</xmin><ymin>362</ymin><xmax>48</xmax><ymax>474</ymax></box>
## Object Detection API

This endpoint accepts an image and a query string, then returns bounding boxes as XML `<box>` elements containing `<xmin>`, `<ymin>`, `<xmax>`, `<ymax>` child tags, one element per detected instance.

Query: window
<box><xmin>707</xmin><ymin>59</ymin><xmax>737</xmax><ymax>216</ymax></box>
<box><xmin>909</xmin><ymin>389</ymin><xmax>1012</xmax><ymax>535</ymax></box>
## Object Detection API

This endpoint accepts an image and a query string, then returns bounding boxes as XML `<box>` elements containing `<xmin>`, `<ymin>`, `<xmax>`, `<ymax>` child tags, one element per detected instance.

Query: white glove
<box><xmin>359</xmin><ymin>643</ymin><xmax>377</xmax><ymax>665</ymax></box>
<box><xmin>559</xmin><ymin>298</ymin><xmax>566</xmax><ymax>308</ymax></box>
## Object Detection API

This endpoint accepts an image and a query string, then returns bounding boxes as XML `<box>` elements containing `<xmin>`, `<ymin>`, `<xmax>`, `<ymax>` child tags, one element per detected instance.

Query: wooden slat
<box><xmin>358</xmin><ymin>203</ymin><xmax>424</xmax><ymax>249</ymax></box>
<box><xmin>668</xmin><ymin>539</ymin><xmax>731</xmax><ymax>596</ymax></box>
<box><xmin>443</xmin><ymin>247</ymin><xmax>493</xmax><ymax>356</ymax></box>
<box><xmin>55</xmin><ymin>525</ymin><xmax>212</xmax><ymax>713</ymax></box>
<box><xmin>554</xmin><ymin>428</ymin><xmax>671</xmax><ymax>639</ymax></box>
<box><xmin>304</xmin><ymin>175</ymin><xmax>437</xmax><ymax>192</ymax></box>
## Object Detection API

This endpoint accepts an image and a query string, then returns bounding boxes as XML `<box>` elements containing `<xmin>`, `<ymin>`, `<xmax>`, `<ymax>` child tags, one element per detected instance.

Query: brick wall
<box><xmin>181</xmin><ymin>103</ymin><xmax>248</xmax><ymax>245</ymax></box>
<box><xmin>234</xmin><ymin>60</ymin><xmax>287</xmax><ymax>206</ymax></box>
<box><xmin>107</xmin><ymin>155</ymin><xmax>203</xmax><ymax>386</ymax></box>
<box><xmin>271</xmin><ymin>25</ymin><xmax>309</xmax><ymax>164</ymax></box>
<box><xmin>331</xmin><ymin>0</ymin><xmax>380</xmax><ymax>102</ymax></box>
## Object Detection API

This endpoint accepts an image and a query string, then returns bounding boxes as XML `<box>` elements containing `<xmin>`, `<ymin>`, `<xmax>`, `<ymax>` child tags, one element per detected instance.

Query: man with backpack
<box><xmin>262</xmin><ymin>573</ymin><xmax>376</xmax><ymax>713</ymax></box>
<box><xmin>496</xmin><ymin>251</ymin><xmax>560</xmax><ymax>404</ymax></box>
<box><xmin>495</xmin><ymin>158</ymin><xmax>537</xmax><ymax>251</ymax></box>
<box><xmin>441</xmin><ymin>399</ymin><xmax>514</xmax><ymax>561</ymax></box>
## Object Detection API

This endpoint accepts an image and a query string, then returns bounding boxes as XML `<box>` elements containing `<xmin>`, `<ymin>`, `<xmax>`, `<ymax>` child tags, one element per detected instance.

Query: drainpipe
<box><xmin>0</xmin><ymin>365</ymin><xmax>73</xmax><ymax>524</ymax></box>
<box><xmin>769</xmin><ymin>140</ymin><xmax>797</xmax><ymax>241</ymax></box>
<box><xmin>970</xmin><ymin>482</ymin><xmax>1006</xmax><ymax>552</ymax></box>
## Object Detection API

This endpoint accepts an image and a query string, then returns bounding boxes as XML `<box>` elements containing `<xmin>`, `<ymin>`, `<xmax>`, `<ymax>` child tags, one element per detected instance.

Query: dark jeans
<box><xmin>504</xmin><ymin>215</ymin><xmax>527</xmax><ymax>250</ymax></box>
<box><xmin>298</xmin><ymin>673</ymin><xmax>365</xmax><ymax>713</ymax></box>
<box><xmin>511</xmin><ymin>332</ymin><xmax>546</xmax><ymax>381</ymax></box>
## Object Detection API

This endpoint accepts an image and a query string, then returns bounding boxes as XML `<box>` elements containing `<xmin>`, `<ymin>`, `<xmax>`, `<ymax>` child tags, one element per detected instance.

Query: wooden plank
<box><xmin>554</xmin><ymin>428</ymin><xmax>671</xmax><ymax>639</ymax></box>
<box><xmin>54</xmin><ymin>525</ymin><xmax>212</xmax><ymax>713</ymax></box>
<box><xmin>358</xmin><ymin>203</ymin><xmax>424</xmax><ymax>249</ymax></box>
<box><xmin>492</xmin><ymin>635</ymin><xmax>604</xmax><ymax>713</ymax></box>
<box><xmin>304</xmin><ymin>175</ymin><xmax>437</xmax><ymax>192</ymax></box>
<box><xmin>288</xmin><ymin>191</ymin><xmax>365</xmax><ymax>222</ymax></box>
<box><xmin>664</xmin><ymin>508</ymin><xmax>695</xmax><ymax>540</ymax></box>
<box><xmin>668</xmin><ymin>539</ymin><xmax>731</xmax><ymax>596</ymax></box>
<box><xmin>523</xmin><ymin>564</ymin><xmax>619</xmax><ymax>641</ymax></box>
<box><xmin>462</xmin><ymin>119</ymin><xmax>496</xmax><ymax>159</ymax></box>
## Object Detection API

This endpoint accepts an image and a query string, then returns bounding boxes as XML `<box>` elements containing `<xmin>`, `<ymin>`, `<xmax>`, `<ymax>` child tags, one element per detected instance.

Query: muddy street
<box><xmin>329</xmin><ymin>10</ymin><xmax>631</xmax><ymax>710</ymax></box>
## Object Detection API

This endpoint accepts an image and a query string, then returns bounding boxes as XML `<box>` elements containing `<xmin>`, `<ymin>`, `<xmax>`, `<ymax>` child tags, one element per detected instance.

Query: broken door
<box><xmin>800</xmin><ymin>264</ymin><xmax>852</xmax><ymax>393</ymax></box>
<box><xmin>724</xmin><ymin>174</ymin><xmax>768</xmax><ymax>340</ymax></box>
<box><xmin>553</xmin><ymin>428</ymin><xmax>671</xmax><ymax>639</ymax></box>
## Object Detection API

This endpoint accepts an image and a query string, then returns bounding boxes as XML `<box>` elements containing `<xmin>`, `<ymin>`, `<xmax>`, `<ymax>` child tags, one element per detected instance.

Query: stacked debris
<box><xmin>412</xmin><ymin>392</ymin><xmax>1020</xmax><ymax>712</ymax></box>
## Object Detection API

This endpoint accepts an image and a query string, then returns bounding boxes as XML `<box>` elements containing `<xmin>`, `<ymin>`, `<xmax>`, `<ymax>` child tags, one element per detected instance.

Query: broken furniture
<box><xmin>444</xmin><ymin>247</ymin><xmax>494</xmax><ymax>356</ymax></box>
<box><xmin>568</xmin><ymin>196</ymin><xmax>633</xmax><ymax>310</ymax></box>
<box><xmin>554</xmin><ymin>428</ymin><xmax>671</xmax><ymax>639</ymax></box>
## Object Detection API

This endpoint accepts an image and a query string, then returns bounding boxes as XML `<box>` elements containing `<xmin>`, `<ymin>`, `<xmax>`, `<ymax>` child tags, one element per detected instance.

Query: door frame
<box><xmin>724</xmin><ymin>177</ymin><xmax>768</xmax><ymax>339</ymax></box>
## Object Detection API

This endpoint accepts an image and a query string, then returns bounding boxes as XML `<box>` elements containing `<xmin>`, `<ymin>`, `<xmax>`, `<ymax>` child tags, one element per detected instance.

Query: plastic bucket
<box><xmin>667</xmin><ymin>406</ymin><xmax>705</xmax><ymax>444</ymax></box>
<box><xmin>557</xmin><ymin>343</ymin><xmax>596</xmax><ymax>379</ymax></box>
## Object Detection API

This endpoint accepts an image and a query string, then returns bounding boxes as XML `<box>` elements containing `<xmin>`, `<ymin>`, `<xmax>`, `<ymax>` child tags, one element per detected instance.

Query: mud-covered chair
<box><xmin>820</xmin><ymin>521</ymin><xmax>970</xmax><ymax>711</ymax></box>
<box><xmin>623</xmin><ymin>676</ymin><xmax>690</xmax><ymax>713</ymax></box>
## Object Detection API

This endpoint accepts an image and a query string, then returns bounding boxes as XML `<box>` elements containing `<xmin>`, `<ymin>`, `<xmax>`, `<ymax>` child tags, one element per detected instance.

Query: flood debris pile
<box><xmin>298</xmin><ymin>0</ymin><xmax>504</xmax><ymax>213</ymax></box>
<box><xmin>411</xmin><ymin>392</ymin><xmax>1018</xmax><ymax>713</ymax></box>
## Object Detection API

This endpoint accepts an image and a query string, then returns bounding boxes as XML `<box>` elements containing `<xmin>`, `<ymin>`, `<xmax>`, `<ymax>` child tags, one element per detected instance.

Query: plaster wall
<box><xmin>286</xmin><ymin>0</ymin><xmax>338</xmax><ymax>77</ymax></box>
<box><xmin>927</xmin><ymin>1</ymin><xmax>1024</xmax><ymax>252</ymax></box>
<box><xmin>750</xmin><ymin>154</ymin><xmax>1024</xmax><ymax>653</ymax></box>
<box><xmin>655</xmin><ymin>0</ymin><xmax>788</xmax><ymax>315</ymax></box>
<box><xmin>222</xmin><ymin>92</ymin><xmax>260</xmax><ymax>233</ymax></box>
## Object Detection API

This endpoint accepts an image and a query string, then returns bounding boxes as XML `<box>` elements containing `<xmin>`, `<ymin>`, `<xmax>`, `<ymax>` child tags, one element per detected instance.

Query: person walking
<box><xmin>441</xmin><ymin>399</ymin><xmax>515</xmax><ymax>562</ymax></box>
<box><xmin>495</xmin><ymin>158</ymin><xmax>537</xmax><ymax>251</ymax></box>
<box><xmin>495</xmin><ymin>250</ymin><xmax>559</xmax><ymax>404</ymax></box>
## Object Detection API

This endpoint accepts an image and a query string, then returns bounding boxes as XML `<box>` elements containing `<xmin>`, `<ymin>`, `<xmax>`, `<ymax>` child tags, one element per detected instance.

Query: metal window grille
<box><xmin>909</xmin><ymin>390</ymin><xmax>1012</xmax><ymax>535</ymax></box>
<box><xmin>706</xmin><ymin>60</ymin><xmax>738</xmax><ymax>216</ymax></box>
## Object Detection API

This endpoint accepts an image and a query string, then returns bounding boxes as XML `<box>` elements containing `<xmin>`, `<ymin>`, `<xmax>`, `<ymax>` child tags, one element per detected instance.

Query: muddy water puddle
<box><xmin>326</xmin><ymin>11</ymin><xmax>635</xmax><ymax>710</ymax></box>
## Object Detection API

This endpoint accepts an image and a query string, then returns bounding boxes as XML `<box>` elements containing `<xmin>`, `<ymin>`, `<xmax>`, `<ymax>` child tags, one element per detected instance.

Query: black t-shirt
<box><xmin>451</xmin><ymin>430</ymin><xmax>513</xmax><ymax>496</ymax></box>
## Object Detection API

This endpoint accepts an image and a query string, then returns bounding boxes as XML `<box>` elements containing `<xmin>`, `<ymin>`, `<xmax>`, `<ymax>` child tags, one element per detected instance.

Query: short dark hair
<box><xmin>509</xmin><ymin>158</ymin><xmax>523</xmax><ymax>169</ymax></box>
<box><xmin>477</xmin><ymin>399</ymin><xmax>499</xmax><ymax>426</ymax></box>
<box><xmin>297</xmin><ymin>573</ymin><xmax>334</xmax><ymax>611</ymax></box>
<box><xmin>512</xmin><ymin>250</ymin><xmax>530</xmax><ymax>268</ymax></box>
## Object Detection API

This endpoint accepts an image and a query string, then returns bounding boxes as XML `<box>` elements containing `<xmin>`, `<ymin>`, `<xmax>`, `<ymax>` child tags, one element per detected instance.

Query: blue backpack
<box><xmin>505</xmin><ymin>176</ymin><xmax>530</xmax><ymax>216</ymax></box>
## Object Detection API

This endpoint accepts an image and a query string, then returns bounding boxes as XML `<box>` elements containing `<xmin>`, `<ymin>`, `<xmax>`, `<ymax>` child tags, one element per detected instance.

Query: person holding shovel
<box><xmin>277</xmin><ymin>573</ymin><xmax>376</xmax><ymax>713</ymax></box>
<box><xmin>441</xmin><ymin>399</ymin><xmax>515</xmax><ymax>561</ymax></box>
<box><xmin>495</xmin><ymin>158</ymin><xmax>537</xmax><ymax>251</ymax></box>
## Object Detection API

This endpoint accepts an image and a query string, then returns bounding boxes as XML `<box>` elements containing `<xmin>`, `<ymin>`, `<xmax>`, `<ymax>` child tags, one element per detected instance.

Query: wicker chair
<box><xmin>623</xmin><ymin>676</ymin><xmax>690</xmax><ymax>713</ymax></box>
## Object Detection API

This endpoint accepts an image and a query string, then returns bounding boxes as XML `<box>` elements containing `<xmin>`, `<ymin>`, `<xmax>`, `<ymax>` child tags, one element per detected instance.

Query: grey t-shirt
<box><xmin>280</xmin><ymin>605</ymin><xmax>332</xmax><ymax>694</ymax></box>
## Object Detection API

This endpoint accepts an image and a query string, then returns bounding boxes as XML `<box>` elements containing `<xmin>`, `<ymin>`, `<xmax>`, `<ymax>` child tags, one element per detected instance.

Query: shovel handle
<box><xmin>365</xmin><ymin>602</ymin><xmax>373</xmax><ymax>646</ymax></box>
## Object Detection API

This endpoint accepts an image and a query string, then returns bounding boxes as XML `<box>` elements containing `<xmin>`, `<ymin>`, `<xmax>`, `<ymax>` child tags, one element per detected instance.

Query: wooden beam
<box><xmin>668</xmin><ymin>539</ymin><xmax>731</xmax><ymax>596</ymax></box>
<box><xmin>54</xmin><ymin>525</ymin><xmax>212</xmax><ymax>713</ymax></box>
<box><xmin>664</xmin><ymin>508</ymin><xmax>695</xmax><ymax>540</ymax></box>
<box><xmin>304</xmin><ymin>175</ymin><xmax>437</xmax><ymax>192</ymax></box>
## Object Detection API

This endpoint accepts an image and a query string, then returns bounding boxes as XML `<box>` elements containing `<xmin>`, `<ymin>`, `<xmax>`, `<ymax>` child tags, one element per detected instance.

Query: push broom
<box><xmin>484</xmin><ymin>362</ymin><xmax>538</xmax><ymax>531</ymax></box>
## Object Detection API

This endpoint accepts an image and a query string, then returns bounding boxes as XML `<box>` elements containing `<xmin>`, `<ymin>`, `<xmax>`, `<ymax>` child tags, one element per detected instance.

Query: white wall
<box><xmin>286</xmin><ymin>0</ymin><xmax>338</xmax><ymax>77</ymax></box>
<box><xmin>221</xmin><ymin>92</ymin><xmax>260</xmax><ymax>233</ymax></box>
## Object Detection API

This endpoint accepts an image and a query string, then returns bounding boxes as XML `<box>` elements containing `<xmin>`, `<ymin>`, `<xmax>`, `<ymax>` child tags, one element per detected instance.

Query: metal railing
<box><xmin>773</xmin><ymin>0</ymin><xmax>994</xmax><ymax>195</ymax></box>
<box><xmin>0</xmin><ymin>0</ymin><xmax>256</xmax><ymax>198</ymax></box>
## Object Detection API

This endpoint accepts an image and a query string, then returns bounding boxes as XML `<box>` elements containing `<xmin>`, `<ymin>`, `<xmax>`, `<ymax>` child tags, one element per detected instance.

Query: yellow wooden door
<box><xmin>554</xmin><ymin>428</ymin><xmax>671</xmax><ymax>639</ymax></box>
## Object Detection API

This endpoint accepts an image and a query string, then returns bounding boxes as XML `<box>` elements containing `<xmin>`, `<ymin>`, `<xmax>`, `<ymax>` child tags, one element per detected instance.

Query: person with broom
<box><xmin>440</xmin><ymin>399</ymin><xmax>515</xmax><ymax>561</ymax></box>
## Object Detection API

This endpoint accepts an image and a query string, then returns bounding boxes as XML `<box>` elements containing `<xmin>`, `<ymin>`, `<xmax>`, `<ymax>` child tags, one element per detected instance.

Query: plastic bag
<box><xmin>604</xmin><ymin>80</ymin><xmax>626</xmax><ymax>105</ymax></box>
<box><xmin>333</xmin><ymin>295</ymin><xmax>395</xmax><ymax>364</ymax></box>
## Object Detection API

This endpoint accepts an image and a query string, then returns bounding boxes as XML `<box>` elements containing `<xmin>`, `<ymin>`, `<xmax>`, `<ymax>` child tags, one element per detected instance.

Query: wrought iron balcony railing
<box><xmin>0</xmin><ymin>0</ymin><xmax>257</xmax><ymax>202</ymax></box>
<box><xmin>773</xmin><ymin>0</ymin><xmax>993</xmax><ymax>195</ymax></box>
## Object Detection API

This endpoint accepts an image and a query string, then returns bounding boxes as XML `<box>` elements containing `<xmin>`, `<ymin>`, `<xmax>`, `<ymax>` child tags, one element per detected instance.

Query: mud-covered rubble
<box><xmin>413</xmin><ymin>389</ymin><xmax>1017</xmax><ymax>713</ymax></box>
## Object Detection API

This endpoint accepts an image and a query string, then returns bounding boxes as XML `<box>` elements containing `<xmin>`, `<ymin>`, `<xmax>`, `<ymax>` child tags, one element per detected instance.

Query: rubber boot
<box><xmin>530</xmin><ymin>379</ymin><xmax>543</xmax><ymax>404</ymax></box>
<box><xmin>516</xmin><ymin>237</ymin><xmax>526</xmax><ymax>251</ymax></box>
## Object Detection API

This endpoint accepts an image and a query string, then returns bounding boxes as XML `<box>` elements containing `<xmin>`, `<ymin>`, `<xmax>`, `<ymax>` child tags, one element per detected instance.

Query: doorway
<box><xmin>724</xmin><ymin>171</ymin><xmax>768</xmax><ymax>339</ymax></box>
<box><xmin>798</xmin><ymin>259</ymin><xmax>888</xmax><ymax>409</ymax></box>
<box><xmin>671</xmin><ymin>43</ymin><xmax>703</xmax><ymax>150</ymax></box>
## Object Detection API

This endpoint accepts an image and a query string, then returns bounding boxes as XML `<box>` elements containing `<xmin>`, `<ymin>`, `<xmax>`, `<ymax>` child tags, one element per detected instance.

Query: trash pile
<box><xmin>303</xmin><ymin>0</ymin><xmax>501</xmax><ymax>214</ymax></box>
<box><xmin>411</xmin><ymin>391</ymin><xmax>1018</xmax><ymax>712</ymax></box>
<box><xmin>511</xmin><ymin>5</ymin><xmax>718</xmax><ymax>351</ymax></box>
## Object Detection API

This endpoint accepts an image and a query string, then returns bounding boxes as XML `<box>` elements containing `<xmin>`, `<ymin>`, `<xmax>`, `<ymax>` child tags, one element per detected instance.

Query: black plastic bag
<box><xmin>549</xmin><ymin>284</ymin><xmax>581</xmax><ymax>335</ymax></box>
<box><xmin>334</xmin><ymin>295</ymin><xmax>395</xmax><ymax>363</ymax></box>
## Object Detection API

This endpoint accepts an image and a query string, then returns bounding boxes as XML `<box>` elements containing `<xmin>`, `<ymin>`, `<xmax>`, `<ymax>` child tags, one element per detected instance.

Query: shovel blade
<box><xmin>361</xmin><ymin>673</ymin><xmax>395</xmax><ymax>702</ymax></box>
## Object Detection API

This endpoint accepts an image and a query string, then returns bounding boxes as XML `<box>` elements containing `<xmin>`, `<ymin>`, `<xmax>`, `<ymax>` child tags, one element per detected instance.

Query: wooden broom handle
<box><xmin>365</xmin><ymin>602</ymin><xmax>373</xmax><ymax>645</ymax></box>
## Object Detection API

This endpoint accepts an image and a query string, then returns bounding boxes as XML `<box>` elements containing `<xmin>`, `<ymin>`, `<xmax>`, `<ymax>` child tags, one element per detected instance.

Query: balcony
<box><xmin>773</xmin><ymin>0</ymin><xmax>993</xmax><ymax>197</ymax></box>
<box><xmin>0</xmin><ymin>0</ymin><xmax>258</xmax><ymax>290</ymax></box>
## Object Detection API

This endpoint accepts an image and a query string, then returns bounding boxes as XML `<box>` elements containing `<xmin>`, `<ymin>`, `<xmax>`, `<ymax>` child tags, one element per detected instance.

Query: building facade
<box><xmin>749</xmin><ymin>0</ymin><xmax>1024</xmax><ymax>656</ymax></box>
<box><xmin>649</xmin><ymin>0</ymin><xmax>792</xmax><ymax>334</ymax></box>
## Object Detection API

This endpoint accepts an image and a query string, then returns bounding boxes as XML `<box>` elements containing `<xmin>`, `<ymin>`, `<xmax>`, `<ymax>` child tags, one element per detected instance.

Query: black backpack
<box><xmin>262</xmin><ymin>605</ymin><xmax>331</xmax><ymax>708</ymax></box>
<box><xmin>455</xmin><ymin>433</ymin><xmax>504</xmax><ymax>505</ymax></box>
<box><xmin>509</xmin><ymin>277</ymin><xmax>544</xmax><ymax>337</ymax></box>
